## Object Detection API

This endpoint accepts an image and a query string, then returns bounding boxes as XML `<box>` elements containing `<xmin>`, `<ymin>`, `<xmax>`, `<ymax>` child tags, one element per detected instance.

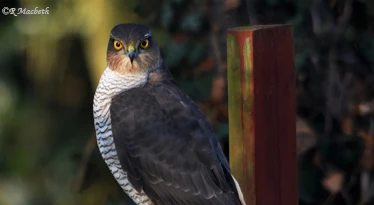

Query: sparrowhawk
<box><xmin>93</xmin><ymin>23</ymin><xmax>245</xmax><ymax>205</ymax></box>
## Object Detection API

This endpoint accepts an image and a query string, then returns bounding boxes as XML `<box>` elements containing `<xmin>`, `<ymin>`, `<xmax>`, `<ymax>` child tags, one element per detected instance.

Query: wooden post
<box><xmin>227</xmin><ymin>25</ymin><xmax>297</xmax><ymax>205</ymax></box>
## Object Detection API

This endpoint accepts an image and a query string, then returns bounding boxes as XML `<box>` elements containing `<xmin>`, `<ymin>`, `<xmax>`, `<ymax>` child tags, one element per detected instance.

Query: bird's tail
<box><xmin>231</xmin><ymin>175</ymin><xmax>246</xmax><ymax>205</ymax></box>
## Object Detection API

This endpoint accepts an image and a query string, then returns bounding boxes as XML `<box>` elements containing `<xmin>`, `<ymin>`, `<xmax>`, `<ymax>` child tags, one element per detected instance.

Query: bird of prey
<box><xmin>93</xmin><ymin>23</ymin><xmax>245</xmax><ymax>205</ymax></box>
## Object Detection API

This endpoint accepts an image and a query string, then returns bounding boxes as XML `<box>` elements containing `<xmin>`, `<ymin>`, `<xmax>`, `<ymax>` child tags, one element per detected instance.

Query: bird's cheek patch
<box><xmin>137</xmin><ymin>53</ymin><xmax>158</xmax><ymax>71</ymax></box>
<box><xmin>107</xmin><ymin>52</ymin><xmax>123</xmax><ymax>70</ymax></box>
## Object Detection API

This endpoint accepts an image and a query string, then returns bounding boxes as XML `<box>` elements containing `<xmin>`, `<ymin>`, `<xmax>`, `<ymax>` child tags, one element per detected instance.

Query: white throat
<box><xmin>95</xmin><ymin>67</ymin><xmax>148</xmax><ymax>99</ymax></box>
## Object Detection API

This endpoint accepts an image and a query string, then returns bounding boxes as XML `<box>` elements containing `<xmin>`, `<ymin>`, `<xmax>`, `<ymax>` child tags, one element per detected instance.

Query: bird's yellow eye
<box><xmin>113</xmin><ymin>40</ymin><xmax>123</xmax><ymax>50</ymax></box>
<box><xmin>140</xmin><ymin>39</ymin><xmax>149</xmax><ymax>49</ymax></box>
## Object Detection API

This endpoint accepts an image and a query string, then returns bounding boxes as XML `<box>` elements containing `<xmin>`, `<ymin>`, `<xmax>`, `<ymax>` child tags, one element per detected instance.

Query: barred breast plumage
<box><xmin>93</xmin><ymin>67</ymin><xmax>152</xmax><ymax>205</ymax></box>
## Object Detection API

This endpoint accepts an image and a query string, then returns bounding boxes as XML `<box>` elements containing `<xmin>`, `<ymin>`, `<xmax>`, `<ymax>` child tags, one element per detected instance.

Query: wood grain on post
<box><xmin>227</xmin><ymin>25</ymin><xmax>297</xmax><ymax>205</ymax></box>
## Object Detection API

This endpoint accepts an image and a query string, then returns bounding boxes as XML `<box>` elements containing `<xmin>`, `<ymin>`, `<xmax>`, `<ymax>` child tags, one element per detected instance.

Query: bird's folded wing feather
<box><xmin>110</xmin><ymin>79</ymin><xmax>242</xmax><ymax>205</ymax></box>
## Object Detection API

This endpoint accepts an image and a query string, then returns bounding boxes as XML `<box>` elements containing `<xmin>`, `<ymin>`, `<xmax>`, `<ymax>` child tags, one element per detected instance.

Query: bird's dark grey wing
<box><xmin>110</xmin><ymin>79</ymin><xmax>242</xmax><ymax>205</ymax></box>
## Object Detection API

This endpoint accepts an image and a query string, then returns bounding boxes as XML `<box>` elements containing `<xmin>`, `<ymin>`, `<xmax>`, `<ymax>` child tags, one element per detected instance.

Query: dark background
<box><xmin>0</xmin><ymin>0</ymin><xmax>374</xmax><ymax>204</ymax></box>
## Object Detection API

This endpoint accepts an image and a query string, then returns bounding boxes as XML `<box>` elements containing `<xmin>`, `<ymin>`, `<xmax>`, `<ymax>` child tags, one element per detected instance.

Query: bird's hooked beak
<box><xmin>127</xmin><ymin>44</ymin><xmax>136</xmax><ymax>64</ymax></box>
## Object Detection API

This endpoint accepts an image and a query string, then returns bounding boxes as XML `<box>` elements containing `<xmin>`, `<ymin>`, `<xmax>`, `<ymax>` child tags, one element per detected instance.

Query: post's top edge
<box><xmin>228</xmin><ymin>24</ymin><xmax>292</xmax><ymax>32</ymax></box>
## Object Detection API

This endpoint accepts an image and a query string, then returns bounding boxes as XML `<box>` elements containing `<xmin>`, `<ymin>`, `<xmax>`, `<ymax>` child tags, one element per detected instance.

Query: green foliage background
<box><xmin>1</xmin><ymin>0</ymin><xmax>374</xmax><ymax>205</ymax></box>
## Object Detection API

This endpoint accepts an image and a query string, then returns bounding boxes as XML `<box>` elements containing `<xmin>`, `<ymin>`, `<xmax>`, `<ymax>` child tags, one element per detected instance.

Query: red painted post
<box><xmin>227</xmin><ymin>25</ymin><xmax>297</xmax><ymax>205</ymax></box>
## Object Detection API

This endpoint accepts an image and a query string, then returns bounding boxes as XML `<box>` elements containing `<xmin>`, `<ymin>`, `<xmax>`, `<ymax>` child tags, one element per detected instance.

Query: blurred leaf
<box><xmin>162</xmin><ymin>40</ymin><xmax>188</xmax><ymax>68</ymax></box>
<box><xmin>151</xmin><ymin>27</ymin><xmax>172</xmax><ymax>47</ymax></box>
<box><xmin>0</xmin><ymin>178</ymin><xmax>29</xmax><ymax>205</ymax></box>
<box><xmin>161</xmin><ymin>1</ymin><xmax>174</xmax><ymax>28</ymax></box>
<box><xmin>298</xmin><ymin>152</ymin><xmax>328</xmax><ymax>204</ymax></box>
<box><xmin>214</xmin><ymin>122</ymin><xmax>229</xmax><ymax>140</ymax></box>
<box><xmin>179</xmin><ymin>74</ymin><xmax>212</xmax><ymax>101</ymax></box>
<box><xmin>187</xmin><ymin>42</ymin><xmax>209</xmax><ymax>65</ymax></box>
<box><xmin>322</xmin><ymin>172</ymin><xmax>344</xmax><ymax>194</ymax></box>
<box><xmin>0</xmin><ymin>21</ymin><xmax>19</xmax><ymax>68</ymax></box>
<box><xmin>180</xmin><ymin>13</ymin><xmax>204</xmax><ymax>33</ymax></box>
<box><xmin>294</xmin><ymin>51</ymin><xmax>310</xmax><ymax>71</ymax></box>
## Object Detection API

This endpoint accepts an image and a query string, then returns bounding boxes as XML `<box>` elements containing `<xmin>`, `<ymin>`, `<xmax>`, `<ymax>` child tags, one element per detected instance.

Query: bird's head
<box><xmin>106</xmin><ymin>24</ymin><xmax>161</xmax><ymax>75</ymax></box>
